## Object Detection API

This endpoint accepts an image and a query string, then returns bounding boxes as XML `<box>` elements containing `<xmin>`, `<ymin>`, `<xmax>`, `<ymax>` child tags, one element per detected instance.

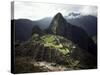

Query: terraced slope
<box><xmin>15</xmin><ymin>33</ymin><xmax>96</xmax><ymax>73</ymax></box>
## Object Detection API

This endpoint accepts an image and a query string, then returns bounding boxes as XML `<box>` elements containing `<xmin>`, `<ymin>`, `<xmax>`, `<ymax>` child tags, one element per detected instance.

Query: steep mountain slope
<box><xmin>66</xmin><ymin>15</ymin><xmax>97</xmax><ymax>37</ymax></box>
<box><xmin>48</xmin><ymin>13</ymin><xmax>97</xmax><ymax>56</ymax></box>
<box><xmin>12</xmin><ymin>15</ymin><xmax>97</xmax><ymax>41</ymax></box>
<box><xmin>12</xmin><ymin>18</ymin><xmax>51</xmax><ymax>41</ymax></box>
<box><xmin>12</xmin><ymin>19</ymin><xmax>34</xmax><ymax>41</ymax></box>
<box><xmin>31</xmin><ymin>25</ymin><xmax>42</xmax><ymax>35</ymax></box>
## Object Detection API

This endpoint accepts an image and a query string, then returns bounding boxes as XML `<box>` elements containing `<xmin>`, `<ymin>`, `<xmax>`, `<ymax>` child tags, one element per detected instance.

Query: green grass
<box><xmin>40</xmin><ymin>34</ymin><xmax>70</xmax><ymax>55</ymax></box>
<box><xmin>41</xmin><ymin>34</ymin><xmax>55</xmax><ymax>43</ymax></box>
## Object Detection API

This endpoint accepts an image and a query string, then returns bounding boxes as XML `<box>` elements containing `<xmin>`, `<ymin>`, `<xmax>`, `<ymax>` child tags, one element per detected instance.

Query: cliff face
<box><xmin>49</xmin><ymin>13</ymin><xmax>67</xmax><ymax>36</ymax></box>
<box><xmin>49</xmin><ymin>13</ymin><xmax>97</xmax><ymax>56</ymax></box>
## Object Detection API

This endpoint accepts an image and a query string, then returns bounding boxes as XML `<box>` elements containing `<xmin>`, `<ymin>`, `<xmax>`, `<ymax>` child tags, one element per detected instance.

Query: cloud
<box><xmin>79</xmin><ymin>6</ymin><xmax>97</xmax><ymax>16</ymax></box>
<box><xmin>14</xmin><ymin>2</ymin><xmax>97</xmax><ymax>20</ymax></box>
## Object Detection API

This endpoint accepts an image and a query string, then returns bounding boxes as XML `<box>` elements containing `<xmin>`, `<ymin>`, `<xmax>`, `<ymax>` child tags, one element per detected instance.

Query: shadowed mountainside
<box><xmin>66</xmin><ymin>15</ymin><xmax>97</xmax><ymax>37</ymax></box>
<box><xmin>12</xmin><ymin>14</ymin><xmax>97</xmax><ymax>41</ymax></box>
<box><xmin>46</xmin><ymin>13</ymin><xmax>97</xmax><ymax>56</ymax></box>
<box><xmin>13</xmin><ymin>12</ymin><xmax>97</xmax><ymax>73</ymax></box>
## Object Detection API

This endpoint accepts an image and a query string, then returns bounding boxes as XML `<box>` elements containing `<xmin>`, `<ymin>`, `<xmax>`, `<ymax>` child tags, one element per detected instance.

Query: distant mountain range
<box><xmin>12</xmin><ymin>13</ymin><xmax>97</xmax><ymax>42</ymax></box>
<box><xmin>46</xmin><ymin>13</ymin><xmax>97</xmax><ymax>56</ymax></box>
<box><xmin>66</xmin><ymin>15</ymin><xmax>97</xmax><ymax>36</ymax></box>
<box><xmin>12</xmin><ymin>18</ymin><xmax>52</xmax><ymax>41</ymax></box>
<box><xmin>12</xmin><ymin>12</ymin><xmax>97</xmax><ymax>55</ymax></box>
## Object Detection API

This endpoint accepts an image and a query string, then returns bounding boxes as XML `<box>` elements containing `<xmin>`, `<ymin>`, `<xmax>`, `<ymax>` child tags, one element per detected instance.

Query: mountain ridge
<box><xmin>12</xmin><ymin>14</ymin><xmax>97</xmax><ymax>41</ymax></box>
<box><xmin>48</xmin><ymin>12</ymin><xmax>97</xmax><ymax>56</ymax></box>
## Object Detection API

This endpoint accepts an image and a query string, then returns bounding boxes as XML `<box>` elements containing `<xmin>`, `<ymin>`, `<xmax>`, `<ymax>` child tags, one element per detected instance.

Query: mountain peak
<box><xmin>49</xmin><ymin>13</ymin><xmax>67</xmax><ymax>35</ymax></box>
<box><xmin>31</xmin><ymin>25</ymin><xmax>42</xmax><ymax>35</ymax></box>
<box><xmin>55</xmin><ymin>12</ymin><xmax>62</xmax><ymax>17</ymax></box>
<box><xmin>54</xmin><ymin>12</ymin><xmax>63</xmax><ymax>20</ymax></box>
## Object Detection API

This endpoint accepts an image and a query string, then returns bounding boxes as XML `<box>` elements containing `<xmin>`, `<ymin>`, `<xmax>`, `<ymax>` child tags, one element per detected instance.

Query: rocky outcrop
<box><xmin>48</xmin><ymin>12</ymin><xmax>97</xmax><ymax>56</ymax></box>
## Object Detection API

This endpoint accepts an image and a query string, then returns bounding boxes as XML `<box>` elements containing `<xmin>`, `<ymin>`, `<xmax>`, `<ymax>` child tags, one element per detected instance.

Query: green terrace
<box><xmin>40</xmin><ymin>34</ymin><xmax>70</xmax><ymax>55</ymax></box>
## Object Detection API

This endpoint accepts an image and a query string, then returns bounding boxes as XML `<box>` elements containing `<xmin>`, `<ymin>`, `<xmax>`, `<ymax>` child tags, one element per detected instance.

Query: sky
<box><xmin>13</xmin><ymin>1</ymin><xmax>97</xmax><ymax>20</ymax></box>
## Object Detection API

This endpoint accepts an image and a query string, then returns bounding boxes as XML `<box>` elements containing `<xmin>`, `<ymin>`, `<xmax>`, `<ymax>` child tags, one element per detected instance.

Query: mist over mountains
<box><xmin>66</xmin><ymin>15</ymin><xmax>97</xmax><ymax>36</ymax></box>
<box><xmin>12</xmin><ymin>13</ymin><xmax>97</xmax><ymax>42</ymax></box>
<box><xmin>12</xmin><ymin>12</ymin><xmax>97</xmax><ymax>55</ymax></box>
